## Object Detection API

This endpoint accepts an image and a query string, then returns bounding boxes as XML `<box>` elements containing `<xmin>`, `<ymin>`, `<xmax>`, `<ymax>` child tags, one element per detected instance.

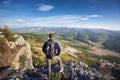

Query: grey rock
<box><xmin>3</xmin><ymin>61</ymin><xmax>107</xmax><ymax>80</ymax></box>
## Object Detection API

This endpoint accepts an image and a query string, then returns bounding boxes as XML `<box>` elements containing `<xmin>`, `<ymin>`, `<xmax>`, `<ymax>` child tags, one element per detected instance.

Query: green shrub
<box><xmin>32</xmin><ymin>51</ymin><xmax>46</xmax><ymax>67</ymax></box>
<box><xmin>101</xmin><ymin>55</ymin><xmax>120</xmax><ymax>64</ymax></box>
<box><xmin>27</xmin><ymin>38</ymin><xmax>36</xmax><ymax>52</ymax></box>
<box><xmin>2</xmin><ymin>26</ymin><xmax>15</xmax><ymax>41</ymax></box>
<box><xmin>19</xmin><ymin>54</ymin><xmax>27</xmax><ymax>66</ymax></box>
<box><xmin>32</xmin><ymin>56</ymin><xmax>45</xmax><ymax>67</ymax></box>
<box><xmin>48</xmin><ymin>72</ymin><xmax>61</xmax><ymax>80</ymax></box>
<box><xmin>60</xmin><ymin>54</ymin><xmax>76</xmax><ymax>62</ymax></box>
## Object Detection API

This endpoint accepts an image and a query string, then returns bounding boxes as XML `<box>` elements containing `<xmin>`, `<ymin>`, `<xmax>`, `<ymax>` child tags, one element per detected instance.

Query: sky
<box><xmin>0</xmin><ymin>0</ymin><xmax>120</xmax><ymax>30</ymax></box>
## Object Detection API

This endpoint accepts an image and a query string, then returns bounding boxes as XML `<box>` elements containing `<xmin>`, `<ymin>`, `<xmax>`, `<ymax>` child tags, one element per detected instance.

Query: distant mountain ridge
<box><xmin>11</xmin><ymin>27</ymin><xmax>120</xmax><ymax>34</ymax></box>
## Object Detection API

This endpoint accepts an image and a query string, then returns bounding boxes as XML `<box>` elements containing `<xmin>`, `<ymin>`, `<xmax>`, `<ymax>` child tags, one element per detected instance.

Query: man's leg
<box><xmin>47</xmin><ymin>58</ymin><xmax>52</xmax><ymax>76</ymax></box>
<box><xmin>54</xmin><ymin>56</ymin><xmax>63</xmax><ymax>72</ymax></box>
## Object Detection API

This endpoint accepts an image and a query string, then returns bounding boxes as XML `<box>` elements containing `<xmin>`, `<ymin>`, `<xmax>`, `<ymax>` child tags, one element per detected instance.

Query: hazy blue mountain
<box><xmin>11</xmin><ymin>27</ymin><xmax>120</xmax><ymax>52</ymax></box>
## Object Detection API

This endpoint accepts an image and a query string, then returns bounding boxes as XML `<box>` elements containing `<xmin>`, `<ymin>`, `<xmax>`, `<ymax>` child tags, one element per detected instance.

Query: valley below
<box><xmin>84</xmin><ymin>41</ymin><xmax>120</xmax><ymax>57</ymax></box>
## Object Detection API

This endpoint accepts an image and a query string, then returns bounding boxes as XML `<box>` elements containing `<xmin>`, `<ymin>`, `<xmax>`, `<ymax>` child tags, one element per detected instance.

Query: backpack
<box><xmin>46</xmin><ymin>40</ymin><xmax>55</xmax><ymax>59</ymax></box>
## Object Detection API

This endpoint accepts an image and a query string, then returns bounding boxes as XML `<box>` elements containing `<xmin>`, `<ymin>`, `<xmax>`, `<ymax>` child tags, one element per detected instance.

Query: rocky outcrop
<box><xmin>65</xmin><ymin>46</ymin><xmax>78</xmax><ymax>53</ymax></box>
<box><xmin>93</xmin><ymin>60</ymin><xmax>120</xmax><ymax>80</ymax></box>
<box><xmin>12</xmin><ymin>41</ymin><xmax>34</xmax><ymax>70</ymax></box>
<box><xmin>0</xmin><ymin>35</ymin><xmax>15</xmax><ymax>67</ymax></box>
<box><xmin>0</xmin><ymin>33</ymin><xmax>34</xmax><ymax>70</ymax></box>
<box><xmin>62</xmin><ymin>61</ymin><xmax>106</xmax><ymax>80</ymax></box>
<box><xmin>3</xmin><ymin>61</ymin><xmax>107</xmax><ymax>80</ymax></box>
<box><xmin>2</xmin><ymin>61</ymin><xmax>120</xmax><ymax>80</ymax></box>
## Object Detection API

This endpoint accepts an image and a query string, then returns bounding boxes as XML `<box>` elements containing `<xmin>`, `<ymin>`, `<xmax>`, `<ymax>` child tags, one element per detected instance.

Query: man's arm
<box><xmin>55</xmin><ymin>42</ymin><xmax>61</xmax><ymax>55</ymax></box>
<box><xmin>42</xmin><ymin>42</ymin><xmax>47</xmax><ymax>54</ymax></box>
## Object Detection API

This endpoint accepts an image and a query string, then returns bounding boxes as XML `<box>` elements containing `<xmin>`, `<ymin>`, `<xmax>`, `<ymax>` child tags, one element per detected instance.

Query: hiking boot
<box><xmin>59</xmin><ymin>68</ymin><xmax>63</xmax><ymax>73</ymax></box>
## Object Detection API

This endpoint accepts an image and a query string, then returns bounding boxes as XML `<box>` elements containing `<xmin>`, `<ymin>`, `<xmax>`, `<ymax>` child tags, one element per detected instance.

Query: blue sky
<box><xmin>0</xmin><ymin>0</ymin><xmax>120</xmax><ymax>30</ymax></box>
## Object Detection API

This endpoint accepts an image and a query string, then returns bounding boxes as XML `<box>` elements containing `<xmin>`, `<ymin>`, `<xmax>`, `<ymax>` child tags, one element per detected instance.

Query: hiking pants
<box><xmin>46</xmin><ymin>56</ymin><xmax>62</xmax><ymax>76</ymax></box>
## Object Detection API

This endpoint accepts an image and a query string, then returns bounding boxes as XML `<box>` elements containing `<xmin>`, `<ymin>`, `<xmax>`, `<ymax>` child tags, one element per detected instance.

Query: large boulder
<box><xmin>12</xmin><ymin>41</ymin><xmax>34</xmax><ymax>70</ymax></box>
<box><xmin>0</xmin><ymin>34</ymin><xmax>34</xmax><ymax>70</ymax></box>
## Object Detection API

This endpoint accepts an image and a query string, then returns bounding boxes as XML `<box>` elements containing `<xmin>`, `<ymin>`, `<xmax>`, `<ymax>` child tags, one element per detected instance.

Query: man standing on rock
<box><xmin>42</xmin><ymin>33</ymin><xmax>63</xmax><ymax>76</ymax></box>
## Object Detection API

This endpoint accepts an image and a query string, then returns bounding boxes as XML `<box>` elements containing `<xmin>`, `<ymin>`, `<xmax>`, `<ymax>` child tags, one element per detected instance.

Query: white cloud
<box><xmin>38</xmin><ymin>4</ymin><xmax>54</xmax><ymax>11</ymax></box>
<box><xmin>88</xmin><ymin>14</ymin><xmax>103</xmax><ymax>18</ymax></box>
<box><xmin>16</xmin><ymin>19</ymin><xmax>25</xmax><ymax>23</ymax></box>
<box><xmin>31</xmin><ymin>14</ymin><xmax>103</xmax><ymax>28</ymax></box>
<box><xmin>1</xmin><ymin>14</ymin><xmax>107</xmax><ymax>30</ymax></box>
<box><xmin>34</xmin><ymin>14</ymin><xmax>102</xmax><ymax>23</ymax></box>
<box><xmin>34</xmin><ymin>15</ymin><xmax>90</xmax><ymax>22</ymax></box>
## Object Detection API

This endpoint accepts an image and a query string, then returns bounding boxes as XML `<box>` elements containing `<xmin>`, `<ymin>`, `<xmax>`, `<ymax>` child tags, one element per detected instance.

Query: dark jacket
<box><xmin>42</xmin><ymin>39</ymin><xmax>61</xmax><ymax>57</ymax></box>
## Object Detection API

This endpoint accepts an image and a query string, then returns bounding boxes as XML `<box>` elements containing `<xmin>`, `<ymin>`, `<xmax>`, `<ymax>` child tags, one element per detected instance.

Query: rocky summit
<box><xmin>2</xmin><ymin>61</ymin><xmax>107</xmax><ymax>80</ymax></box>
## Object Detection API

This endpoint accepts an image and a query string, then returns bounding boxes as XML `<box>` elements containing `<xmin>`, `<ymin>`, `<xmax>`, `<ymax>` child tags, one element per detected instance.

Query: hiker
<box><xmin>42</xmin><ymin>33</ymin><xmax>63</xmax><ymax>76</ymax></box>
